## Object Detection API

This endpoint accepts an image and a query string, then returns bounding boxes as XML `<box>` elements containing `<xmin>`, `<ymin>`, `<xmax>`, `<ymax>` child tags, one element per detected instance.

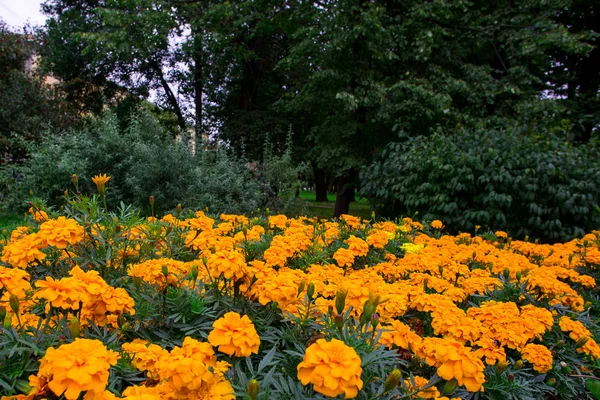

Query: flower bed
<box><xmin>1</xmin><ymin>189</ymin><xmax>600</xmax><ymax>399</ymax></box>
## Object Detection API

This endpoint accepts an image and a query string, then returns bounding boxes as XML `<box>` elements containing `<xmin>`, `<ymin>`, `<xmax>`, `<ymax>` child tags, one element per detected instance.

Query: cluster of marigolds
<box><xmin>1</xmin><ymin>182</ymin><xmax>600</xmax><ymax>399</ymax></box>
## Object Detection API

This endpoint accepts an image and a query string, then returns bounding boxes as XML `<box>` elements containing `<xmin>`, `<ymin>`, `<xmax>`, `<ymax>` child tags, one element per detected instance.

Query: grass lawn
<box><xmin>299</xmin><ymin>190</ymin><xmax>372</xmax><ymax>220</ymax></box>
<box><xmin>0</xmin><ymin>213</ymin><xmax>25</xmax><ymax>234</ymax></box>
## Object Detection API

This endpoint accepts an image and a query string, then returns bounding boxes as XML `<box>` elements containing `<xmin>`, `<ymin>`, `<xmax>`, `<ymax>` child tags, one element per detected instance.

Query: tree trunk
<box><xmin>312</xmin><ymin>163</ymin><xmax>328</xmax><ymax>202</ymax></box>
<box><xmin>333</xmin><ymin>169</ymin><xmax>356</xmax><ymax>218</ymax></box>
<box><xmin>152</xmin><ymin>60</ymin><xmax>186</xmax><ymax>131</ymax></box>
<box><xmin>193</xmin><ymin>42</ymin><xmax>203</xmax><ymax>131</ymax></box>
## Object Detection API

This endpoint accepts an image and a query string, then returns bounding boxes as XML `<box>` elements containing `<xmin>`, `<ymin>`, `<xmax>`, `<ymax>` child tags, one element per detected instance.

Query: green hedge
<box><xmin>360</xmin><ymin>129</ymin><xmax>600</xmax><ymax>242</ymax></box>
<box><xmin>4</xmin><ymin>111</ymin><xmax>262</xmax><ymax>215</ymax></box>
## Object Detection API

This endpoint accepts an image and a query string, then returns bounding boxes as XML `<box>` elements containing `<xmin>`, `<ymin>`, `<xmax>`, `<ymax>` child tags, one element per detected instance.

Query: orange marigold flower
<box><xmin>403</xmin><ymin>376</ymin><xmax>440</xmax><ymax>399</ymax></box>
<box><xmin>0</xmin><ymin>266</ymin><xmax>31</xmax><ymax>299</ymax></box>
<box><xmin>37</xmin><ymin>338</ymin><xmax>119</xmax><ymax>400</ymax></box>
<box><xmin>208</xmin><ymin>312</ymin><xmax>260</xmax><ymax>357</ymax></box>
<box><xmin>297</xmin><ymin>338</ymin><xmax>363</xmax><ymax>399</ymax></box>
<box><xmin>122</xmin><ymin>339</ymin><xmax>168</xmax><ymax>379</ymax></box>
<box><xmin>207</xmin><ymin>250</ymin><xmax>248</xmax><ymax>282</ymax></box>
<box><xmin>495</xmin><ymin>231</ymin><xmax>508</xmax><ymax>239</ymax></box>
<box><xmin>1</xmin><ymin>233</ymin><xmax>46</xmax><ymax>268</ymax></box>
<box><xmin>28</xmin><ymin>207</ymin><xmax>48</xmax><ymax>222</ymax></box>
<box><xmin>34</xmin><ymin>276</ymin><xmax>84</xmax><ymax>310</ymax></box>
<box><xmin>413</xmin><ymin>338</ymin><xmax>485</xmax><ymax>392</ymax></box>
<box><xmin>345</xmin><ymin>236</ymin><xmax>369</xmax><ymax>257</ymax></box>
<box><xmin>37</xmin><ymin>217</ymin><xmax>84</xmax><ymax>249</ymax></box>
<box><xmin>92</xmin><ymin>173</ymin><xmax>111</xmax><ymax>193</ymax></box>
<box><xmin>521</xmin><ymin>343</ymin><xmax>553</xmax><ymax>373</ymax></box>
<box><xmin>333</xmin><ymin>247</ymin><xmax>355</xmax><ymax>267</ymax></box>
<box><xmin>431</xmin><ymin>220</ymin><xmax>444</xmax><ymax>230</ymax></box>
<box><xmin>157</xmin><ymin>337</ymin><xmax>218</xmax><ymax>397</ymax></box>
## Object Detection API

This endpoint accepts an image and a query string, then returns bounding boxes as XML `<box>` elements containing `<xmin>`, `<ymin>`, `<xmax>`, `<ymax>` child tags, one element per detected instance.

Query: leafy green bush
<box><xmin>360</xmin><ymin>129</ymin><xmax>600</xmax><ymax>242</ymax></box>
<box><xmin>6</xmin><ymin>111</ymin><xmax>262</xmax><ymax>214</ymax></box>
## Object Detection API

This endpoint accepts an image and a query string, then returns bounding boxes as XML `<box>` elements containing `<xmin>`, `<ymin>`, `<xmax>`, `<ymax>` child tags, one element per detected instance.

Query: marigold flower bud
<box><xmin>0</xmin><ymin>306</ymin><xmax>5</xmax><ymax>322</ymax></box>
<box><xmin>306</xmin><ymin>282</ymin><xmax>315</xmax><ymax>300</ymax></box>
<box><xmin>161</xmin><ymin>264</ymin><xmax>169</xmax><ymax>277</ymax></box>
<box><xmin>384</xmin><ymin>369</ymin><xmax>402</xmax><ymax>391</ymax></box>
<box><xmin>547</xmin><ymin>378</ymin><xmax>556</xmax><ymax>386</ymax></box>
<box><xmin>3</xmin><ymin>315</ymin><xmax>11</xmax><ymax>329</ymax></box>
<box><xmin>149</xmin><ymin>196</ymin><xmax>155</xmax><ymax>206</ymax></box>
<box><xmin>442</xmin><ymin>378</ymin><xmax>458</xmax><ymax>395</ymax></box>
<box><xmin>176</xmin><ymin>203</ymin><xmax>182</xmax><ymax>213</ymax></box>
<box><xmin>576</xmin><ymin>337</ymin><xmax>590</xmax><ymax>348</ymax></box>
<box><xmin>496</xmin><ymin>360</ymin><xmax>509</xmax><ymax>374</ymax></box>
<box><xmin>69</xmin><ymin>317</ymin><xmax>80</xmax><ymax>338</ymax></box>
<box><xmin>503</xmin><ymin>268</ymin><xmax>510</xmax><ymax>280</ymax></box>
<box><xmin>371</xmin><ymin>313</ymin><xmax>379</xmax><ymax>329</ymax></box>
<box><xmin>297</xmin><ymin>280</ymin><xmax>306</xmax><ymax>297</ymax></box>
<box><xmin>247</xmin><ymin>379</ymin><xmax>259</xmax><ymax>400</ymax></box>
<box><xmin>190</xmin><ymin>264</ymin><xmax>199</xmax><ymax>281</ymax></box>
<box><xmin>556</xmin><ymin>340</ymin><xmax>565</xmax><ymax>349</ymax></box>
<box><xmin>71</xmin><ymin>174</ymin><xmax>78</xmax><ymax>186</ymax></box>
<box><xmin>334</xmin><ymin>314</ymin><xmax>344</xmax><ymax>330</ymax></box>
<box><xmin>335</xmin><ymin>290</ymin><xmax>347</xmax><ymax>315</ymax></box>
<box><xmin>516</xmin><ymin>271</ymin><xmax>522</xmax><ymax>282</ymax></box>
<box><xmin>9</xmin><ymin>294</ymin><xmax>19</xmax><ymax>315</ymax></box>
<box><xmin>513</xmin><ymin>360</ymin><xmax>523</xmax><ymax>370</ymax></box>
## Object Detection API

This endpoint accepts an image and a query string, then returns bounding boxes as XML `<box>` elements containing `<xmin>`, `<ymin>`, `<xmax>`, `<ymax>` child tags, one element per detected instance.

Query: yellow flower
<box><xmin>1</xmin><ymin>233</ymin><xmax>46</xmax><ymax>268</ymax></box>
<box><xmin>521</xmin><ymin>343</ymin><xmax>553</xmax><ymax>373</ymax></box>
<box><xmin>37</xmin><ymin>217</ymin><xmax>84</xmax><ymax>249</ymax></box>
<box><xmin>157</xmin><ymin>337</ymin><xmax>219</xmax><ymax>397</ymax></box>
<box><xmin>333</xmin><ymin>247</ymin><xmax>355</xmax><ymax>267</ymax></box>
<box><xmin>403</xmin><ymin>376</ymin><xmax>440</xmax><ymax>398</ymax></box>
<box><xmin>37</xmin><ymin>338</ymin><xmax>119</xmax><ymax>400</ymax></box>
<box><xmin>92</xmin><ymin>174</ymin><xmax>111</xmax><ymax>194</ymax></box>
<box><xmin>28</xmin><ymin>207</ymin><xmax>48</xmax><ymax>222</ymax></box>
<box><xmin>297</xmin><ymin>338</ymin><xmax>363</xmax><ymax>399</ymax></box>
<box><xmin>34</xmin><ymin>276</ymin><xmax>84</xmax><ymax>310</ymax></box>
<box><xmin>431</xmin><ymin>220</ymin><xmax>444</xmax><ymax>230</ymax></box>
<box><xmin>207</xmin><ymin>250</ymin><xmax>248</xmax><ymax>282</ymax></box>
<box><xmin>208</xmin><ymin>312</ymin><xmax>261</xmax><ymax>357</ymax></box>
<box><xmin>495</xmin><ymin>231</ymin><xmax>508</xmax><ymax>239</ymax></box>
<box><xmin>413</xmin><ymin>338</ymin><xmax>485</xmax><ymax>392</ymax></box>
<box><xmin>122</xmin><ymin>339</ymin><xmax>168</xmax><ymax>379</ymax></box>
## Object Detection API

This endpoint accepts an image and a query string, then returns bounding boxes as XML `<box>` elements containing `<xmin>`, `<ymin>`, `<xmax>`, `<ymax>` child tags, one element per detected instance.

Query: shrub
<box><xmin>360</xmin><ymin>129</ymin><xmax>600</xmax><ymax>242</ymax></box>
<box><xmin>7</xmin><ymin>111</ymin><xmax>262</xmax><ymax>214</ymax></box>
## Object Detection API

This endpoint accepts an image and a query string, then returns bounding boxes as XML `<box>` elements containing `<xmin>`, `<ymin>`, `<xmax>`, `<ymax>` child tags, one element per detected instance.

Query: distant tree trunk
<box><xmin>152</xmin><ymin>60</ymin><xmax>186</xmax><ymax>131</ymax></box>
<box><xmin>578</xmin><ymin>44</ymin><xmax>600</xmax><ymax>142</ymax></box>
<box><xmin>312</xmin><ymin>163</ymin><xmax>328</xmax><ymax>202</ymax></box>
<box><xmin>334</xmin><ymin>169</ymin><xmax>356</xmax><ymax>217</ymax></box>
<box><xmin>193</xmin><ymin>43</ymin><xmax>203</xmax><ymax>130</ymax></box>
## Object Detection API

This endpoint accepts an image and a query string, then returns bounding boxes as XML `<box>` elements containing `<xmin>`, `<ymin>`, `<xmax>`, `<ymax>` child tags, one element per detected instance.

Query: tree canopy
<box><xmin>20</xmin><ymin>0</ymin><xmax>600</xmax><ymax>215</ymax></box>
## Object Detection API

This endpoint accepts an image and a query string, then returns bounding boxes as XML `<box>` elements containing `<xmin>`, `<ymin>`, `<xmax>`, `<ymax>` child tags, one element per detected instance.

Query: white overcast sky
<box><xmin>0</xmin><ymin>0</ymin><xmax>47</xmax><ymax>29</ymax></box>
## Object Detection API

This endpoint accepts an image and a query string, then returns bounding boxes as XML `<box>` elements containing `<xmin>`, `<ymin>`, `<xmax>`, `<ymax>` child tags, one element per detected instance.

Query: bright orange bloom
<box><xmin>297</xmin><ymin>338</ymin><xmax>363</xmax><ymax>399</ymax></box>
<box><xmin>34</xmin><ymin>276</ymin><xmax>84</xmax><ymax>310</ymax></box>
<box><xmin>431</xmin><ymin>220</ymin><xmax>444</xmax><ymax>230</ymax></box>
<box><xmin>208</xmin><ymin>312</ymin><xmax>260</xmax><ymax>357</ymax></box>
<box><xmin>207</xmin><ymin>250</ymin><xmax>248</xmax><ymax>282</ymax></box>
<box><xmin>37</xmin><ymin>338</ymin><xmax>119</xmax><ymax>400</ymax></box>
<box><xmin>92</xmin><ymin>174</ymin><xmax>111</xmax><ymax>194</ymax></box>
<box><xmin>1</xmin><ymin>233</ymin><xmax>45</xmax><ymax>268</ymax></box>
<box><xmin>122</xmin><ymin>339</ymin><xmax>168</xmax><ymax>379</ymax></box>
<box><xmin>37</xmin><ymin>217</ymin><xmax>84</xmax><ymax>249</ymax></box>
<box><xmin>521</xmin><ymin>343</ymin><xmax>553</xmax><ymax>373</ymax></box>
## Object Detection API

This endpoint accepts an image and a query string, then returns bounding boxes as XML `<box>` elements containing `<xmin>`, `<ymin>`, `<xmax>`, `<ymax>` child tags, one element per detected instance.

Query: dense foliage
<box><xmin>4</xmin><ymin>111</ymin><xmax>261</xmax><ymax>215</ymax></box>
<box><xmin>1</xmin><ymin>193</ymin><xmax>600</xmax><ymax>399</ymax></box>
<box><xmin>0</xmin><ymin>21</ymin><xmax>77</xmax><ymax>165</ymax></box>
<box><xmin>361</xmin><ymin>129</ymin><xmax>600</xmax><ymax>242</ymax></box>
<box><xmin>38</xmin><ymin>0</ymin><xmax>600</xmax><ymax>216</ymax></box>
